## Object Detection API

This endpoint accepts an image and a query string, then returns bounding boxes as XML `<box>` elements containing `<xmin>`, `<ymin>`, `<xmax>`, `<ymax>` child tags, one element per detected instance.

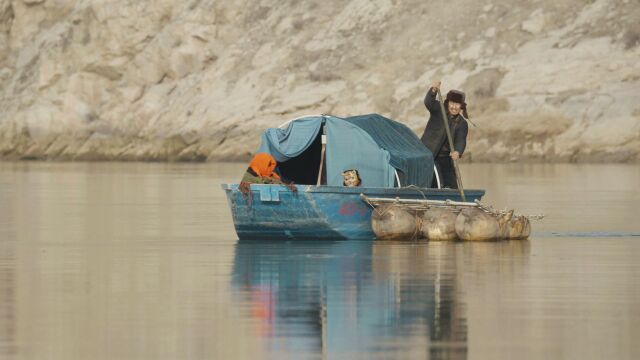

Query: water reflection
<box><xmin>2</xmin><ymin>162</ymin><xmax>636</xmax><ymax>359</ymax></box>
<box><xmin>0</xmin><ymin>245</ymin><xmax>16</xmax><ymax>358</ymax></box>
<box><xmin>231</xmin><ymin>239</ymin><xmax>531</xmax><ymax>359</ymax></box>
<box><xmin>0</xmin><ymin>171</ymin><xmax>16</xmax><ymax>358</ymax></box>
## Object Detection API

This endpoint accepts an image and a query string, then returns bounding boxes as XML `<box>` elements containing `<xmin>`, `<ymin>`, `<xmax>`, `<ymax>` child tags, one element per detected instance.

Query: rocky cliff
<box><xmin>0</xmin><ymin>0</ymin><xmax>638</xmax><ymax>162</ymax></box>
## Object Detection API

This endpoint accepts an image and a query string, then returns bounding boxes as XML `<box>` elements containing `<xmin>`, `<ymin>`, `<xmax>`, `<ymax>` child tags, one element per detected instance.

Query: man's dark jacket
<box><xmin>420</xmin><ymin>89</ymin><xmax>468</xmax><ymax>157</ymax></box>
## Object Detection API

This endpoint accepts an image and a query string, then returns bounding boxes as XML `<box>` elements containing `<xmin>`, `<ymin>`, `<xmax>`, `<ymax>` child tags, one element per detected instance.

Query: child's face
<box><xmin>342</xmin><ymin>170</ymin><xmax>360</xmax><ymax>187</ymax></box>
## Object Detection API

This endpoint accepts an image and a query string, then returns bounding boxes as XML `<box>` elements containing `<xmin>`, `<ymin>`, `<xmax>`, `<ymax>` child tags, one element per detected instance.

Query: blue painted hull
<box><xmin>222</xmin><ymin>184</ymin><xmax>484</xmax><ymax>240</ymax></box>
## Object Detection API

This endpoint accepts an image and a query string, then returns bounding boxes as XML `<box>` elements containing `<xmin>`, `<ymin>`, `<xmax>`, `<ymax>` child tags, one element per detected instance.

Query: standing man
<box><xmin>420</xmin><ymin>81</ymin><xmax>469</xmax><ymax>189</ymax></box>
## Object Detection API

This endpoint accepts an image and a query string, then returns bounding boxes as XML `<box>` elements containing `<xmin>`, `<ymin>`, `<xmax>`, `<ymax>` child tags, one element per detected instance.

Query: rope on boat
<box><xmin>360</xmin><ymin>194</ymin><xmax>477</xmax><ymax>212</ymax></box>
<box><xmin>395</xmin><ymin>185</ymin><xmax>428</xmax><ymax>199</ymax></box>
<box><xmin>473</xmin><ymin>201</ymin><xmax>545</xmax><ymax>221</ymax></box>
<box><xmin>360</xmin><ymin>194</ymin><xmax>544</xmax><ymax>220</ymax></box>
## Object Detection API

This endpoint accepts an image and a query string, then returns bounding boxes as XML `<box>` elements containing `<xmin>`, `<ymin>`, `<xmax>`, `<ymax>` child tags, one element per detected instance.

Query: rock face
<box><xmin>0</xmin><ymin>0</ymin><xmax>638</xmax><ymax>162</ymax></box>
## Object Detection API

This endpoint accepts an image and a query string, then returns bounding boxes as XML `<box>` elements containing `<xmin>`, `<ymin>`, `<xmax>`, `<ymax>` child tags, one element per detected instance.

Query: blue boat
<box><xmin>222</xmin><ymin>114</ymin><xmax>485</xmax><ymax>240</ymax></box>
<box><xmin>222</xmin><ymin>184</ymin><xmax>484</xmax><ymax>240</ymax></box>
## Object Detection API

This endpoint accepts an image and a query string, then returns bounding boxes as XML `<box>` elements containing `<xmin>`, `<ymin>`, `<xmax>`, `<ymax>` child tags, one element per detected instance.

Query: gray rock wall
<box><xmin>0</xmin><ymin>0</ymin><xmax>638</xmax><ymax>162</ymax></box>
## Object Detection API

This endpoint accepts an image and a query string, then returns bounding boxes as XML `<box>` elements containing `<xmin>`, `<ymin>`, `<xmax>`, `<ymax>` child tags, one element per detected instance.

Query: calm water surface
<box><xmin>0</xmin><ymin>162</ymin><xmax>638</xmax><ymax>359</ymax></box>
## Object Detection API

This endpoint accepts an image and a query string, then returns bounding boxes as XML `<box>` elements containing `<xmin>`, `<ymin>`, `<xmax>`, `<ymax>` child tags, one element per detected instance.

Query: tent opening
<box><xmin>277</xmin><ymin>128</ymin><xmax>324</xmax><ymax>185</ymax></box>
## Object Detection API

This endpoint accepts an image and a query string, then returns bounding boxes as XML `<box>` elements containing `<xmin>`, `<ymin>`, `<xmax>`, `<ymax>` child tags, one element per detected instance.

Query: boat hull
<box><xmin>222</xmin><ymin>184</ymin><xmax>485</xmax><ymax>240</ymax></box>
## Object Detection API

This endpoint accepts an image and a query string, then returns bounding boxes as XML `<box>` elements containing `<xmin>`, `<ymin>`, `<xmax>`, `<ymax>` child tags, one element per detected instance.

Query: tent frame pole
<box><xmin>316</xmin><ymin>133</ymin><xmax>326</xmax><ymax>186</ymax></box>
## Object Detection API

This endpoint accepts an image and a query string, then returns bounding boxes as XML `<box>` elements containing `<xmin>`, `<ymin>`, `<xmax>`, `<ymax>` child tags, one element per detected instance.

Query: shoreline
<box><xmin>1</xmin><ymin>155</ymin><xmax>638</xmax><ymax>164</ymax></box>
<box><xmin>1</xmin><ymin>129</ymin><xmax>638</xmax><ymax>164</ymax></box>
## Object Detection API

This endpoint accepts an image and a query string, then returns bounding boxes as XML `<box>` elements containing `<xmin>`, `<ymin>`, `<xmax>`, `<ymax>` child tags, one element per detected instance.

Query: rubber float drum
<box><xmin>421</xmin><ymin>207</ymin><xmax>458</xmax><ymax>241</ymax></box>
<box><xmin>505</xmin><ymin>215</ymin><xmax>531</xmax><ymax>240</ymax></box>
<box><xmin>371</xmin><ymin>204</ymin><xmax>418</xmax><ymax>240</ymax></box>
<box><xmin>496</xmin><ymin>210</ymin><xmax>514</xmax><ymax>240</ymax></box>
<box><xmin>455</xmin><ymin>207</ymin><xmax>501</xmax><ymax>241</ymax></box>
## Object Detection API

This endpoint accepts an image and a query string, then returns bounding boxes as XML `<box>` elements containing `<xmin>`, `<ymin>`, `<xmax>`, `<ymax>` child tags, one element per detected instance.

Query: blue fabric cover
<box><xmin>256</xmin><ymin>114</ymin><xmax>433</xmax><ymax>188</ymax></box>
<box><xmin>343</xmin><ymin>114</ymin><xmax>433</xmax><ymax>187</ymax></box>
<box><xmin>325</xmin><ymin>116</ymin><xmax>395</xmax><ymax>187</ymax></box>
<box><xmin>256</xmin><ymin>116</ymin><xmax>323</xmax><ymax>162</ymax></box>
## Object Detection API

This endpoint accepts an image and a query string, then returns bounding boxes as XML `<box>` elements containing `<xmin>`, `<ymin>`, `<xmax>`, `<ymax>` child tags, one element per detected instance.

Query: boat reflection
<box><xmin>231</xmin><ymin>240</ymin><xmax>532</xmax><ymax>358</ymax></box>
<box><xmin>0</xmin><ymin>245</ymin><xmax>16</xmax><ymax>358</ymax></box>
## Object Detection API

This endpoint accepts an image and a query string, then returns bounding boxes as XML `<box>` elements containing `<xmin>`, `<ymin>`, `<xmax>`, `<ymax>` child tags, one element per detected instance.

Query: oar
<box><xmin>436</xmin><ymin>89</ymin><xmax>467</xmax><ymax>202</ymax></box>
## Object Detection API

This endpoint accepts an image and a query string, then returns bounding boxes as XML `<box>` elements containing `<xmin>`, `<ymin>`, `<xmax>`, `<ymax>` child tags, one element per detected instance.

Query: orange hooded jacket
<box><xmin>248</xmin><ymin>153</ymin><xmax>280</xmax><ymax>180</ymax></box>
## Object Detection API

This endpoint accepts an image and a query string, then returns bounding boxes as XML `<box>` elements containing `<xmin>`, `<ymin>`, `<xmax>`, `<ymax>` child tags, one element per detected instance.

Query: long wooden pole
<box><xmin>436</xmin><ymin>89</ymin><xmax>467</xmax><ymax>202</ymax></box>
<box><xmin>316</xmin><ymin>134</ymin><xmax>326</xmax><ymax>186</ymax></box>
<box><xmin>316</xmin><ymin>144</ymin><xmax>325</xmax><ymax>186</ymax></box>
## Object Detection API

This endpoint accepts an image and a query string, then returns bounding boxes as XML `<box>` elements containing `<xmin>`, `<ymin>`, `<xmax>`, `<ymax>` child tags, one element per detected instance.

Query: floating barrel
<box><xmin>421</xmin><ymin>207</ymin><xmax>458</xmax><ymax>241</ymax></box>
<box><xmin>505</xmin><ymin>215</ymin><xmax>531</xmax><ymax>240</ymax></box>
<box><xmin>455</xmin><ymin>207</ymin><xmax>501</xmax><ymax>241</ymax></box>
<box><xmin>496</xmin><ymin>210</ymin><xmax>514</xmax><ymax>240</ymax></box>
<box><xmin>371</xmin><ymin>204</ymin><xmax>418</xmax><ymax>240</ymax></box>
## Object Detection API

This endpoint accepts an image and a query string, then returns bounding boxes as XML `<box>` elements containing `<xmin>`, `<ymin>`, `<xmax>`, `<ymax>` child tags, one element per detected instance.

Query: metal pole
<box><xmin>436</xmin><ymin>89</ymin><xmax>466</xmax><ymax>202</ymax></box>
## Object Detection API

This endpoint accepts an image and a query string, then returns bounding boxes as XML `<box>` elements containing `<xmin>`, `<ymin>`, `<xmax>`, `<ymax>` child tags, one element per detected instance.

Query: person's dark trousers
<box><xmin>431</xmin><ymin>154</ymin><xmax>458</xmax><ymax>189</ymax></box>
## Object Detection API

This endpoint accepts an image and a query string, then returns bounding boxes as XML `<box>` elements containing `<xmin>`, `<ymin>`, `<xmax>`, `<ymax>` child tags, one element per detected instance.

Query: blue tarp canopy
<box><xmin>257</xmin><ymin>114</ymin><xmax>433</xmax><ymax>188</ymax></box>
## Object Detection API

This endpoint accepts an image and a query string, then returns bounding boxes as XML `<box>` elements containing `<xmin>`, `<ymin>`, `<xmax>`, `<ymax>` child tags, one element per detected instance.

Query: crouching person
<box><xmin>239</xmin><ymin>153</ymin><xmax>296</xmax><ymax>204</ymax></box>
<box><xmin>341</xmin><ymin>169</ymin><xmax>362</xmax><ymax>187</ymax></box>
<box><xmin>241</xmin><ymin>153</ymin><xmax>284</xmax><ymax>184</ymax></box>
